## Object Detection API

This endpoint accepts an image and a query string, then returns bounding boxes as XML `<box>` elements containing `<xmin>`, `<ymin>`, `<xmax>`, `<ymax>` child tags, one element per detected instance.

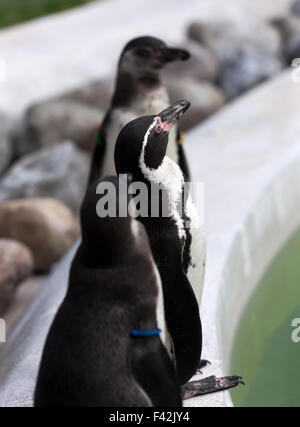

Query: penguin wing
<box><xmin>177</xmin><ymin>129</ymin><xmax>190</xmax><ymax>182</ymax></box>
<box><xmin>87</xmin><ymin>112</ymin><xmax>110</xmax><ymax>187</ymax></box>
<box><xmin>131</xmin><ymin>337</ymin><xmax>182</xmax><ymax>407</ymax></box>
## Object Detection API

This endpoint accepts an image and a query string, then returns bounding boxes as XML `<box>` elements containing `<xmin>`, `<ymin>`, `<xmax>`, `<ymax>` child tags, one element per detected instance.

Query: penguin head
<box><xmin>115</xmin><ymin>100</ymin><xmax>190</xmax><ymax>176</ymax></box>
<box><xmin>119</xmin><ymin>36</ymin><xmax>190</xmax><ymax>77</ymax></box>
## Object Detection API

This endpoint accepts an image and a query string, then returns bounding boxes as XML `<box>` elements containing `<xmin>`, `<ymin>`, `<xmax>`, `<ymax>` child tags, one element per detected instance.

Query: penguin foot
<box><xmin>181</xmin><ymin>375</ymin><xmax>245</xmax><ymax>400</ymax></box>
<box><xmin>196</xmin><ymin>359</ymin><xmax>211</xmax><ymax>374</ymax></box>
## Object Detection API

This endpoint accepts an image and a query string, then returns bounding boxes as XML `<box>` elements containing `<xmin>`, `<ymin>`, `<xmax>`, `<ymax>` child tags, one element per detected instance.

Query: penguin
<box><xmin>114</xmin><ymin>101</ymin><xmax>244</xmax><ymax>398</ymax></box>
<box><xmin>34</xmin><ymin>176</ymin><xmax>181</xmax><ymax>407</ymax></box>
<box><xmin>88</xmin><ymin>36</ymin><xmax>191</xmax><ymax>187</ymax></box>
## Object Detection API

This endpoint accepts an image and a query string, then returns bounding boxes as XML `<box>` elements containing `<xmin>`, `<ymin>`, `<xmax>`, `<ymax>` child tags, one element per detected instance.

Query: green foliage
<box><xmin>0</xmin><ymin>0</ymin><xmax>96</xmax><ymax>29</ymax></box>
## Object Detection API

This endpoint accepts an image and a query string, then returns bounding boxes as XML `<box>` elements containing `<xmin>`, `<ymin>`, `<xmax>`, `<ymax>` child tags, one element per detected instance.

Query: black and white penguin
<box><xmin>34</xmin><ymin>177</ymin><xmax>181</xmax><ymax>407</ymax></box>
<box><xmin>88</xmin><ymin>36</ymin><xmax>191</xmax><ymax>186</ymax></box>
<box><xmin>114</xmin><ymin>101</ymin><xmax>244</xmax><ymax>397</ymax></box>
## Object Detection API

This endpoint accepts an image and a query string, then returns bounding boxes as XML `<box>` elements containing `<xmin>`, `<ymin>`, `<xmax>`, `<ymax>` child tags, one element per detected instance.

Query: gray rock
<box><xmin>218</xmin><ymin>44</ymin><xmax>283</xmax><ymax>99</ymax></box>
<box><xmin>0</xmin><ymin>141</ymin><xmax>90</xmax><ymax>212</ymax></box>
<box><xmin>163</xmin><ymin>40</ymin><xmax>219</xmax><ymax>82</ymax></box>
<box><xmin>166</xmin><ymin>78</ymin><xmax>226</xmax><ymax>131</ymax></box>
<box><xmin>0</xmin><ymin>199</ymin><xmax>80</xmax><ymax>272</ymax></box>
<box><xmin>0</xmin><ymin>239</ymin><xmax>34</xmax><ymax>315</ymax></box>
<box><xmin>187</xmin><ymin>20</ymin><xmax>282</xmax><ymax>59</ymax></box>
<box><xmin>14</xmin><ymin>100</ymin><xmax>103</xmax><ymax>157</ymax></box>
<box><xmin>62</xmin><ymin>78</ymin><xmax>114</xmax><ymax>110</ymax></box>
<box><xmin>291</xmin><ymin>0</ymin><xmax>300</xmax><ymax>15</ymax></box>
<box><xmin>0</xmin><ymin>114</ymin><xmax>14</xmax><ymax>176</ymax></box>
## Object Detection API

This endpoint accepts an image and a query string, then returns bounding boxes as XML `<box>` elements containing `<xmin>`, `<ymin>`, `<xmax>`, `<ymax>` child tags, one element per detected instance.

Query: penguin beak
<box><xmin>160</xmin><ymin>47</ymin><xmax>190</xmax><ymax>63</ymax></box>
<box><xmin>158</xmin><ymin>100</ymin><xmax>190</xmax><ymax>132</ymax></box>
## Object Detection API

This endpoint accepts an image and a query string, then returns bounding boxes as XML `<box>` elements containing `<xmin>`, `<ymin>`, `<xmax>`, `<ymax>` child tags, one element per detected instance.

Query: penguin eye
<box><xmin>136</xmin><ymin>47</ymin><xmax>151</xmax><ymax>58</ymax></box>
<box><xmin>155</xmin><ymin>124</ymin><xmax>162</xmax><ymax>134</ymax></box>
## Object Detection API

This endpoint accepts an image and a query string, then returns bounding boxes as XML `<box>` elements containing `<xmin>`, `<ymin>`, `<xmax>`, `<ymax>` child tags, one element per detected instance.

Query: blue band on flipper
<box><xmin>130</xmin><ymin>329</ymin><xmax>162</xmax><ymax>337</ymax></box>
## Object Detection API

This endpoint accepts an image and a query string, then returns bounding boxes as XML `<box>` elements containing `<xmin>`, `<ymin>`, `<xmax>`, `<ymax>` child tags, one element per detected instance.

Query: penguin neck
<box><xmin>112</xmin><ymin>70</ymin><xmax>163</xmax><ymax>108</ymax></box>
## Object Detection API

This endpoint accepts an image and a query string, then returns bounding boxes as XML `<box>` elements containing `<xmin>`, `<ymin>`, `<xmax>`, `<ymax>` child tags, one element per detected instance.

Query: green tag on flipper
<box><xmin>95</xmin><ymin>132</ymin><xmax>103</xmax><ymax>147</ymax></box>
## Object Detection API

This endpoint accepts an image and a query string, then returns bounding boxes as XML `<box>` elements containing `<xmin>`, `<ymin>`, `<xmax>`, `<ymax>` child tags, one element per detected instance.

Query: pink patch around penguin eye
<box><xmin>156</xmin><ymin>116</ymin><xmax>173</xmax><ymax>133</ymax></box>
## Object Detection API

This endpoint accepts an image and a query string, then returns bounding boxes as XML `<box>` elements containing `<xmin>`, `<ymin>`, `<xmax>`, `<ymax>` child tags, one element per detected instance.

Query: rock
<box><xmin>62</xmin><ymin>78</ymin><xmax>114</xmax><ymax>110</ymax></box>
<box><xmin>166</xmin><ymin>77</ymin><xmax>226</xmax><ymax>131</ymax></box>
<box><xmin>0</xmin><ymin>239</ymin><xmax>34</xmax><ymax>314</ymax></box>
<box><xmin>0</xmin><ymin>141</ymin><xmax>90</xmax><ymax>213</ymax></box>
<box><xmin>0</xmin><ymin>113</ymin><xmax>14</xmax><ymax>176</ymax></box>
<box><xmin>14</xmin><ymin>100</ymin><xmax>103</xmax><ymax>157</ymax></box>
<box><xmin>0</xmin><ymin>199</ymin><xmax>80</xmax><ymax>272</ymax></box>
<box><xmin>291</xmin><ymin>0</ymin><xmax>300</xmax><ymax>15</ymax></box>
<box><xmin>187</xmin><ymin>20</ymin><xmax>283</xmax><ymax>59</ymax></box>
<box><xmin>163</xmin><ymin>40</ymin><xmax>219</xmax><ymax>82</ymax></box>
<box><xmin>218</xmin><ymin>44</ymin><xmax>283</xmax><ymax>99</ymax></box>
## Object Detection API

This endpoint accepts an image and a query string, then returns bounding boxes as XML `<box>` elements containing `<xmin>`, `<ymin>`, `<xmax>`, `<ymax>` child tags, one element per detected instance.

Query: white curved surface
<box><xmin>184</xmin><ymin>69</ymin><xmax>300</xmax><ymax>406</ymax></box>
<box><xmin>1</xmin><ymin>69</ymin><xmax>300</xmax><ymax>407</ymax></box>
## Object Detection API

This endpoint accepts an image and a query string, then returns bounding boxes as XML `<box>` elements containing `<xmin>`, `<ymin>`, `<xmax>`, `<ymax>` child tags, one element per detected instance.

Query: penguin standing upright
<box><xmin>34</xmin><ymin>177</ymin><xmax>181</xmax><ymax>407</ymax></box>
<box><xmin>114</xmin><ymin>101</ymin><xmax>244</xmax><ymax>398</ymax></box>
<box><xmin>88</xmin><ymin>36</ymin><xmax>191</xmax><ymax>186</ymax></box>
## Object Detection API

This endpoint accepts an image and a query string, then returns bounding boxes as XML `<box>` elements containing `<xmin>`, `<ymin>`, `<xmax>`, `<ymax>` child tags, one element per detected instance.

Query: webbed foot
<box><xmin>182</xmin><ymin>375</ymin><xmax>245</xmax><ymax>400</ymax></box>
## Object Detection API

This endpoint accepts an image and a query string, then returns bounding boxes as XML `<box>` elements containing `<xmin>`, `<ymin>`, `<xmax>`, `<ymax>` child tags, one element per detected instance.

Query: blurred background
<box><xmin>0</xmin><ymin>0</ymin><xmax>299</xmax><ymax>407</ymax></box>
<box><xmin>0</xmin><ymin>0</ymin><xmax>95</xmax><ymax>28</ymax></box>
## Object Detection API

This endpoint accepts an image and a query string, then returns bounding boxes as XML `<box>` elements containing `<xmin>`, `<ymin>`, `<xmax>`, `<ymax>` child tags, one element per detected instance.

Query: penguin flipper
<box><xmin>87</xmin><ymin>113</ymin><xmax>110</xmax><ymax>187</ymax></box>
<box><xmin>177</xmin><ymin>130</ymin><xmax>190</xmax><ymax>182</ymax></box>
<box><xmin>181</xmin><ymin>375</ymin><xmax>245</xmax><ymax>400</ymax></box>
<box><xmin>132</xmin><ymin>339</ymin><xmax>182</xmax><ymax>407</ymax></box>
<box><xmin>88</xmin><ymin>132</ymin><xmax>107</xmax><ymax>186</ymax></box>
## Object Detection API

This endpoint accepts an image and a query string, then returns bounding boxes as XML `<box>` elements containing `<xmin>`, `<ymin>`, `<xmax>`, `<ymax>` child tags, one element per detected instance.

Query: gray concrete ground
<box><xmin>3</xmin><ymin>276</ymin><xmax>45</xmax><ymax>337</ymax></box>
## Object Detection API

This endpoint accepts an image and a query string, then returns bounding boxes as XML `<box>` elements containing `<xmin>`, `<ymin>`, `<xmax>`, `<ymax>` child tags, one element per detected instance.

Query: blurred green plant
<box><xmin>0</xmin><ymin>0</ymin><xmax>97</xmax><ymax>29</ymax></box>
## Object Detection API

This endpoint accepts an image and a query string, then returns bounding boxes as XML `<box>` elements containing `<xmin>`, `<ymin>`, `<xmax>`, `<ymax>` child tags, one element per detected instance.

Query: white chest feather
<box><xmin>140</xmin><ymin>125</ymin><xmax>186</xmax><ymax>241</ymax></box>
<box><xmin>140</xmin><ymin>120</ymin><xmax>206</xmax><ymax>308</ymax></box>
<box><xmin>101</xmin><ymin>109</ymin><xmax>137</xmax><ymax>178</ymax></box>
<box><xmin>151</xmin><ymin>259</ymin><xmax>173</xmax><ymax>356</ymax></box>
<box><xmin>185</xmin><ymin>195</ymin><xmax>206</xmax><ymax>307</ymax></box>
